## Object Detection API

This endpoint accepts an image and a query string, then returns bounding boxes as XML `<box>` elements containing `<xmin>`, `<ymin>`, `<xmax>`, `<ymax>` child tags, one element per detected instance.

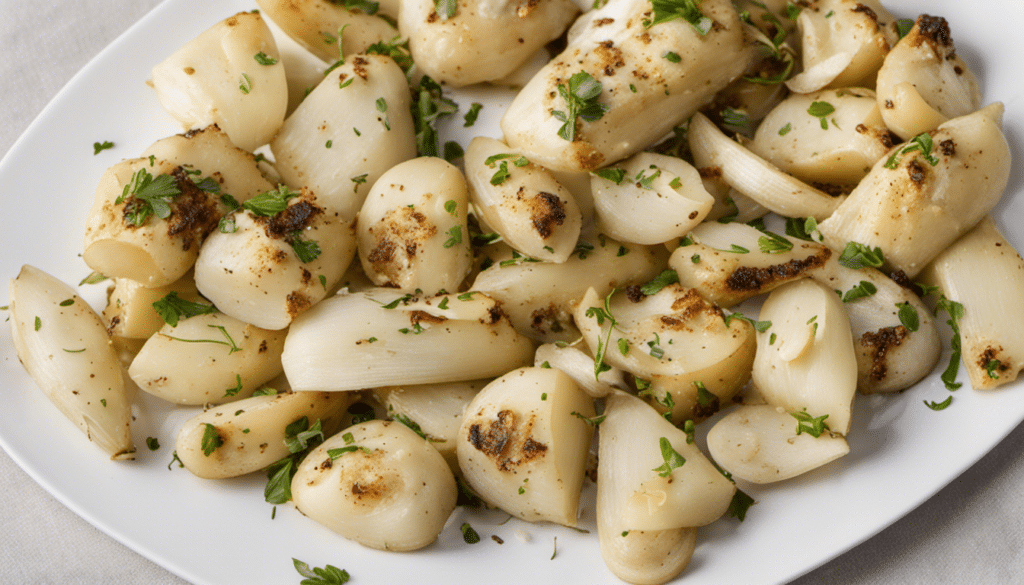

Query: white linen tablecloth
<box><xmin>1</xmin><ymin>1</ymin><xmax>1023</xmax><ymax>584</ymax></box>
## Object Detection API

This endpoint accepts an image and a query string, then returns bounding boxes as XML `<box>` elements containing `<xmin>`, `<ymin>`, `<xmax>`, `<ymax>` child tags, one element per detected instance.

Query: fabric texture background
<box><xmin>0</xmin><ymin>1</ymin><xmax>1022</xmax><ymax>584</ymax></box>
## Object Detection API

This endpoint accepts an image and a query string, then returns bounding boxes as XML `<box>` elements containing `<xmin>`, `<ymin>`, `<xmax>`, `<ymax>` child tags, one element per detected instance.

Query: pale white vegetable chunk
<box><xmin>103</xmin><ymin>271</ymin><xmax>204</xmax><ymax>340</ymax></box>
<box><xmin>195</xmin><ymin>188</ymin><xmax>357</xmax><ymax>330</ymax></box>
<box><xmin>457</xmin><ymin>367</ymin><xmax>594</xmax><ymax>526</ymax></box>
<box><xmin>465</xmin><ymin>137</ymin><xmax>582</xmax><ymax>262</ymax></box>
<box><xmin>750</xmin><ymin>88</ymin><xmax>893</xmax><ymax>186</ymax></box>
<box><xmin>876</xmin><ymin>15</ymin><xmax>981</xmax><ymax>141</ymax></box>
<box><xmin>282</xmin><ymin>289</ymin><xmax>534</xmax><ymax>391</ymax></box>
<box><xmin>373</xmin><ymin>380</ymin><xmax>487</xmax><ymax>472</ymax></box>
<box><xmin>810</xmin><ymin>259</ymin><xmax>940</xmax><ymax>394</ymax></box>
<box><xmin>818</xmin><ymin>103</ymin><xmax>1011</xmax><ymax>278</ymax></box>
<box><xmin>151</xmin><ymin>12</ymin><xmax>287</xmax><ymax>152</ymax></box>
<box><xmin>500</xmin><ymin>0</ymin><xmax>753</xmax><ymax>172</ymax></box>
<box><xmin>669</xmin><ymin>221</ymin><xmax>832</xmax><ymax>308</ymax></box>
<box><xmin>291</xmin><ymin>420</ymin><xmax>457</xmax><ymax>551</ymax></box>
<box><xmin>534</xmin><ymin>342</ymin><xmax>629</xmax><ymax>398</ymax></box>
<box><xmin>262</xmin><ymin>17</ymin><xmax>329</xmax><ymax>116</ymax></box>
<box><xmin>590</xmin><ymin>152</ymin><xmax>713</xmax><ymax>246</ymax></box>
<box><xmin>400</xmin><ymin>0</ymin><xmax>578</xmax><ymax>87</ymax></box>
<box><xmin>471</xmin><ymin>236</ymin><xmax>666</xmax><ymax>342</ymax></box>
<box><xmin>753</xmin><ymin>279</ymin><xmax>857</xmax><ymax>435</ymax></box>
<box><xmin>598</xmin><ymin>392</ymin><xmax>735</xmax><ymax>531</ymax></box>
<box><xmin>255</xmin><ymin>0</ymin><xmax>398</xmax><ymax>62</ymax></box>
<box><xmin>597</xmin><ymin>525</ymin><xmax>697</xmax><ymax>585</ymax></box>
<box><xmin>8</xmin><ymin>266</ymin><xmax>134</xmax><ymax>459</ymax></box>
<box><xmin>688</xmin><ymin>112</ymin><xmax>843</xmax><ymax>220</ymax></box>
<box><xmin>707</xmin><ymin>404</ymin><xmax>850</xmax><ymax>484</ymax></box>
<box><xmin>271</xmin><ymin>54</ymin><xmax>416</xmax><ymax>221</ymax></box>
<box><xmin>786</xmin><ymin>0</ymin><xmax>898</xmax><ymax>93</ymax></box>
<box><xmin>142</xmin><ymin>125</ymin><xmax>275</xmax><ymax>204</ymax></box>
<box><xmin>574</xmin><ymin>285</ymin><xmax>756</xmax><ymax>425</ymax></box>
<box><xmin>922</xmin><ymin>217</ymin><xmax>1024</xmax><ymax>390</ymax></box>
<box><xmin>83</xmin><ymin>158</ymin><xmax>222</xmax><ymax>288</ymax></box>
<box><xmin>357</xmin><ymin>157</ymin><xmax>472</xmax><ymax>293</ymax></box>
<box><xmin>129</xmin><ymin>312</ymin><xmax>285</xmax><ymax>405</ymax></box>
<box><xmin>176</xmin><ymin>391</ymin><xmax>355</xmax><ymax>479</ymax></box>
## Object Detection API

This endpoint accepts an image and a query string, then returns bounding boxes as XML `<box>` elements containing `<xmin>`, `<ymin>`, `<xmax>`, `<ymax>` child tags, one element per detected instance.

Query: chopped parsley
<box><xmin>292</xmin><ymin>558</ymin><xmax>350</xmax><ymax>585</ymax></box>
<box><xmin>551</xmin><ymin>71</ymin><xmax>608</xmax><ymax>142</ymax></box>
<box><xmin>464</xmin><ymin>102</ymin><xmax>483</xmax><ymax>127</ymax></box>
<box><xmin>652</xmin><ymin>437</ymin><xmax>686</xmax><ymax>477</ymax></box>
<box><xmin>791</xmin><ymin>409</ymin><xmax>829</xmax><ymax>437</ymax></box>
<box><xmin>115</xmin><ymin>167</ymin><xmax>182</xmax><ymax>227</ymax></box>
<box><xmin>647</xmin><ymin>0</ymin><xmax>713</xmax><ymax>34</ymax></box>
<box><xmin>239</xmin><ymin>73</ymin><xmax>253</xmax><ymax>94</ymax></box>
<box><xmin>152</xmin><ymin>292</ymin><xmax>217</xmax><ymax>326</ymax></box>
<box><xmin>640</xmin><ymin>269</ymin><xmax>679</xmax><ymax>295</ymax></box>
<box><xmin>93</xmin><ymin>141</ymin><xmax>114</xmax><ymax>155</ymax></box>
<box><xmin>201</xmin><ymin>423</ymin><xmax>223</xmax><ymax>456</ymax></box>
<box><xmin>807</xmin><ymin>101</ymin><xmax>835</xmax><ymax>130</ymax></box>
<box><xmin>841</xmin><ymin>281</ymin><xmax>877</xmax><ymax>303</ymax></box>
<box><xmin>884</xmin><ymin>132</ymin><xmax>940</xmax><ymax>169</ymax></box>
<box><xmin>837</xmin><ymin>241</ymin><xmax>884</xmax><ymax>270</ymax></box>
<box><xmin>253</xmin><ymin>52</ymin><xmax>279</xmax><ymax>65</ymax></box>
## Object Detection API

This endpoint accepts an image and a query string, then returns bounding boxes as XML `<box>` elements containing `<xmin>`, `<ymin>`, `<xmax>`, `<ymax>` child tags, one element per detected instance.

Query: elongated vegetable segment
<box><xmin>282</xmin><ymin>289</ymin><xmax>534</xmax><ymax>391</ymax></box>
<box><xmin>875</xmin><ymin>15</ymin><xmax>981</xmax><ymax>140</ymax></box>
<box><xmin>465</xmin><ymin>137</ymin><xmax>582</xmax><ymax>262</ymax></box>
<box><xmin>753</xmin><ymin>279</ymin><xmax>857</xmax><ymax>435</ymax></box>
<box><xmin>457</xmin><ymin>367</ymin><xmax>594</xmax><ymax>526</ymax></box>
<box><xmin>291</xmin><ymin>420</ymin><xmax>457</xmax><ymax>551</ymax></box>
<box><xmin>707</xmin><ymin>404</ymin><xmax>850</xmax><ymax>483</ymax></box>
<box><xmin>256</xmin><ymin>0</ymin><xmax>398</xmax><ymax>63</ymax></box>
<box><xmin>921</xmin><ymin>217</ymin><xmax>1024</xmax><ymax>390</ymax></box>
<box><xmin>357</xmin><ymin>157</ymin><xmax>472</xmax><ymax>293</ymax></box>
<box><xmin>372</xmin><ymin>379</ymin><xmax>488</xmax><ymax>473</ymax></box>
<box><xmin>818</xmin><ymin>104</ymin><xmax>1011</xmax><ymax>278</ymax></box>
<box><xmin>176</xmin><ymin>391</ymin><xmax>355</xmax><ymax>479</ymax></box>
<box><xmin>400</xmin><ymin>0</ymin><xmax>578</xmax><ymax>87</ymax></box>
<box><xmin>534</xmin><ymin>342</ymin><xmax>628</xmax><ymax>398</ymax></box>
<box><xmin>195</xmin><ymin>188</ymin><xmax>356</xmax><ymax>330</ymax></box>
<box><xmin>472</xmin><ymin>236</ymin><xmax>666</xmax><ymax>343</ymax></box>
<box><xmin>574</xmin><ymin>285</ymin><xmax>755</xmax><ymax>425</ymax></box>
<box><xmin>270</xmin><ymin>54</ymin><xmax>416</xmax><ymax>221</ymax></box>
<box><xmin>688</xmin><ymin>112</ymin><xmax>843</xmax><ymax>220</ymax></box>
<box><xmin>590</xmin><ymin>153</ymin><xmax>714</xmax><ymax>246</ymax></box>
<box><xmin>670</xmin><ymin>221</ymin><xmax>832</xmax><ymax>308</ymax></box>
<box><xmin>103</xmin><ymin>271</ymin><xmax>205</xmax><ymax>340</ymax></box>
<box><xmin>141</xmin><ymin>125</ymin><xmax>275</xmax><ymax>204</ymax></box>
<box><xmin>8</xmin><ymin>266</ymin><xmax>134</xmax><ymax>459</ymax></box>
<box><xmin>597</xmin><ymin>525</ymin><xmax>697</xmax><ymax>585</ymax></box>
<box><xmin>151</xmin><ymin>12</ymin><xmax>287</xmax><ymax>152</ymax></box>
<box><xmin>785</xmin><ymin>0</ymin><xmax>898</xmax><ymax>93</ymax></box>
<box><xmin>810</xmin><ymin>258</ymin><xmax>940</xmax><ymax>394</ymax></box>
<box><xmin>83</xmin><ymin>158</ymin><xmax>222</xmax><ymax>287</ymax></box>
<box><xmin>129</xmin><ymin>312</ymin><xmax>285</xmax><ymax>405</ymax></box>
<box><xmin>750</xmin><ymin>88</ymin><xmax>893</xmax><ymax>186</ymax></box>
<box><xmin>599</xmin><ymin>392</ymin><xmax>735</xmax><ymax>531</ymax></box>
<box><xmin>501</xmin><ymin>0</ymin><xmax>752</xmax><ymax>171</ymax></box>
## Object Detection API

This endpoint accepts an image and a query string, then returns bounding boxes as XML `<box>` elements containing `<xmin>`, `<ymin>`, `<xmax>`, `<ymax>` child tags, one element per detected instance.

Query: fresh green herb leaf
<box><xmin>443</xmin><ymin>141</ymin><xmax>464</xmax><ymax>162</ymax></box>
<box><xmin>168</xmin><ymin>451</ymin><xmax>184</xmax><ymax>470</ymax></box>
<box><xmin>292</xmin><ymin>558</ymin><xmax>350</xmax><ymax>584</ymax></box>
<box><xmin>924</xmin><ymin>396</ymin><xmax>953</xmax><ymax>411</ymax></box>
<box><xmin>342</xmin><ymin>0</ymin><xmax>379</xmax><ymax>14</ymax></box>
<box><xmin>640</xmin><ymin>269</ymin><xmax>679</xmax><ymax>295</ymax></box>
<box><xmin>807</xmin><ymin>101</ymin><xmax>835</xmax><ymax>129</ymax></box>
<box><xmin>290</xmin><ymin>232</ymin><xmax>322</xmax><ymax>263</ymax></box>
<box><xmin>571</xmin><ymin>411</ymin><xmax>607</xmax><ymax>426</ymax></box>
<box><xmin>721</xmin><ymin>107</ymin><xmax>749</xmax><ymax>128</ymax></box>
<box><xmin>201</xmin><ymin>423</ymin><xmax>222</xmax><ymax>456</ymax></box>
<box><xmin>393</xmin><ymin>413</ymin><xmax>431</xmax><ymax>440</ymax></box>
<box><xmin>838</xmin><ymin>241</ymin><xmax>885</xmax><ymax>269</ymax></box>
<box><xmin>243</xmin><ymin>185</ymin><xmax>301</xmax><ymax>216</ymax></box>
<box><xmin>376</xmin><ymin>97</ymin><xmax>390</xmax><ymax>130</ymax></box>
<box><xmin>490</xmin><ymin>161</ymin><xmax>512</xmax><ymax>185</ymax></box>
<box><xmin>162</xmin><ymin>323</ymin><xmax>242</xmax><ymax>354</ymax></box>
<box><xmin>593</xmin><ymin>168</ymin><xmax>627</xmax><ymax>184</ymax></box>
<box><xmin>152</xmin><ymin>292</ymin><xmax>217</xmax><ymax>327</ymax></box>
<box><xmin>239</xmin><ymin>73</ymin><xmax>253</xmax><ymax>94</ymax></box>
<box><xmin>728</xmin><ymin>488</ymin><xmax>755</xmax><ymax>521</ymax></box>
<box><xmin>652</xmin><ymin>437</ymin><xmax>686</xmax><ymax>477</ymax></box>
<box><xmin>115</xmin><ymin>167</ymin><xmax>182</xmax><ymax>227</ymax></box>
<box><xmin>585</xmin><ymin>289</ymin><xmax>619</xmax><ymax>380</ymax></box>
<box><xmin>647</xmin><ymin>332</ymin><xmax>665</xmax><ymax>359</ymax></box>
<box><xmin>146</xmin><ymin>437</ymin><xmax>160</xmax><ymax>451</ymax></box>
<box><xmin>936</xmin><ymin>296</ymin><xmax>965</xmax><ymax>390</ymax></box>
<box><xmin>896</xmin><ymin>301</ymin><xmax>920</xmax><ymax>332</ymax></box>
<box><xmin>884</xmin><ymin>132</ymin><xmax>940</xmax><ymax>169</ymax></box>
<box><xmin>434</xmin><ymin>0</ymin><xmax>457</xmax><ymax>19</ymax></box>
<box><xmin>683</xmin><ymin>420</ymin><xmax>695</xmax><ymax>444</ymax></box>
<box><xmin>896</xmin><ymin>18</ymin><xmax>915</xmax><ymax>39</ymax></box>
<box><xmin>757</xmin><ymin>231</ymin><xmax>793</xmax><ymax>254</ymax></box>
<box><xmin>443</xmin><ymin>225</ymin><xmax>463</xmax><ymax>248</ymax></box>
<box><xmin>34</xmin><ymin>316</ymin><xmax>41</xmax><ymax>331</ymax></box>
<box><xmin>986</xmin><ymin>359</ymin><xmax>1002</xmax><ymax>379</ymax></box>
<box><xmin>647</xmin><ymin>0</ymin><xmax>713</xmax><ymax>34</ymax></box>
<box><xmin>791</xmin><ymin>408</ymin><xmax>830</xmax><ymax>437</ymax></box>
<box><xmin>254</xmin><ymin>52</ymin><xmax>279</xmax><ymax>65</ymax></box>
<box><xmin>663</xmin><ymin>51</ymin><xmax>682</xmax><ymax>63</ymax></box>
<box><xmin>842</xmin><ymin>281</ymin><xmax>878</xmax><ymax>303</ymax></box>
<box><xmin>464</xmin><ymin>102</ymin><xmax>483</xmax><ymax>127</ymax></box>
<box><xmin>728</xmin><ymin>244</ymin><xmax>750</xmax><ymax>254</ymax></box>
<box><xmin>778</xmin><ymin>123</ymin><xmax>792</xmax><ymax>136</ymax></box>
<box><xmin>461</xmin><ymin>522</ymin><xmax>481</xmax><ymax>544</ymax></box>
<box><xmin>93</xmin><ymin>141</ymin><xmax>114</xmax><ymax>155</ymax></box>
<box><xmin>723</xmin><ymin>313</ymin><xmax>772</xmax><ymax>332</ymax></box>
<box><xmin>223</xmin><ymin>374</ymin><xmax>243</xmax><ymax>397</ymax></box>
<box><xmin>552</xmin><ymin>71</ymin><xmax>608</xmax><ymax>142</ymax></box>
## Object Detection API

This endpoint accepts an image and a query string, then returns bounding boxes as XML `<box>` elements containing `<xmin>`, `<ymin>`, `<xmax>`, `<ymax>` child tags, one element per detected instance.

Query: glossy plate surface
<box><xmin>0</xmin><ymin>1</ymin><xmax>1022</xmax><ymax>583</ymax></box>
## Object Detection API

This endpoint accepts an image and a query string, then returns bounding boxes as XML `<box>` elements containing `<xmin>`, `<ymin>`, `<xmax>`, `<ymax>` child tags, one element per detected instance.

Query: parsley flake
<box><xmin>551</xmin><ymin>71</ymin><xmax>608</xmax><ymax>142</ymax></box>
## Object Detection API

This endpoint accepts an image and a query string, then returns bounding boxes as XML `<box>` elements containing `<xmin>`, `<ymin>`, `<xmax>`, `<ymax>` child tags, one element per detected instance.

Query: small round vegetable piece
<box><xmin>291</xmin><ymin>420</ymin><xmax>457</xmax><ymax>551</ymax></box>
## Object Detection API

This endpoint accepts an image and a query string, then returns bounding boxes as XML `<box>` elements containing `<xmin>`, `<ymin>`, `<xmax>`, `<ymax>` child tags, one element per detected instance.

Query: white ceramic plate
<box><xmin>1</xmin><ymin>1</ymin><xmax>1022</xmax><ymax>583</ymax></box>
